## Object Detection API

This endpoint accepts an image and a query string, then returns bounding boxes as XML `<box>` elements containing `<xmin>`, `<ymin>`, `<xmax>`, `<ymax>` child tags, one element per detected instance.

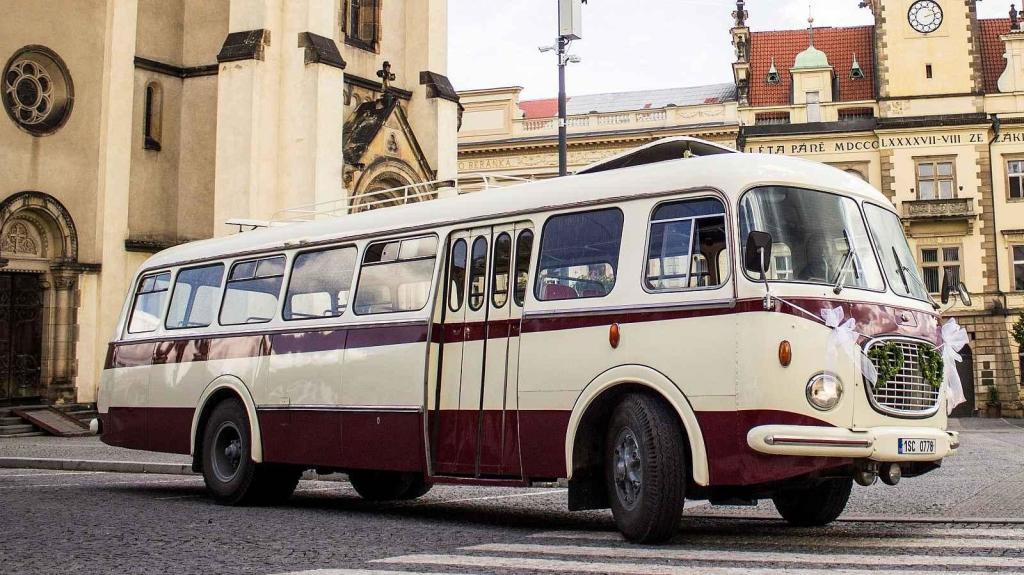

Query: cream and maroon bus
<box><xmin>98</xmin><ymin>138</ymin><xmax>960</xmax><ymax>543</ymax></box>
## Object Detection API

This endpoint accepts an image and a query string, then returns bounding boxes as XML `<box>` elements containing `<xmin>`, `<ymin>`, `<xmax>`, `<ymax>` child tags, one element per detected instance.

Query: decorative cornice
<box><xmin>125</xmin><ymin>238</ymin><xmax>187</xmax><ymax>253</ymax></box>
<box><xmin>134</xmin><ymin>56</ymin><xmax>218</xmax><ymax>79</ymax></box>
<box><xmin>216</xmin><ymin>29</ymin><xmax>270</xmax><ymax>63</ymax></box>
<box><xmin>419</xmin><ymin>71</ymin><xmax>460</xmax><ymax>104</ymax></box>
<box><xmin>298</xmin><ymin>32</ymin><xmax>346</xmax><ymax>70</ymax></box>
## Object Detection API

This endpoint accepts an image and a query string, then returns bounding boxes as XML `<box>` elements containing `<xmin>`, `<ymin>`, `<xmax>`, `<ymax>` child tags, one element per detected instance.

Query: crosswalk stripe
<box><xmin>465</xmin><ymin>542</ymin><xmax>1024</xmax><ymax>569</ymax></box>
<box><xmin>376</xmin><ymin>554</ymin><xmax>1000</xmax><ymax>575</ymax></box>
<box><xmin>274</xmin><ymin>569</ymin><xmax>476</xmax><ymax>575</ymax></box>
<box><xmin>529</xmin><ymin>530</ymin><xmax>1024</xmax><ymax>549</ymax></box>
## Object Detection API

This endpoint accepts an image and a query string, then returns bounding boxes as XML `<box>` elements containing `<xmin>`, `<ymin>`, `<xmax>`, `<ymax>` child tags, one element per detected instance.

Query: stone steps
<box><xmin>0</xmin><ymin>430</ymin><xmax>45</xmax><ymax>438</ymax></box>
<box><xmin>0</xmin><ymin>416</ymin><xmax>22</xmax><ymax>426</ymax></box>
<box><xmin>0</xmin><ymin>423</ymin><xmax>36</xmax><ymax>435</ymax></box>
<box><xmin>0</xmin><ymin>403</ymin><xmax>97</xmax><ymax>436</ymax></box>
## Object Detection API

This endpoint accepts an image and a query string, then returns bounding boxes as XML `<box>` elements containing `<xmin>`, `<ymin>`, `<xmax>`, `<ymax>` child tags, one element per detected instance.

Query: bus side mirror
<box><xmin>744</xmin><ymin>231</ymin><xmax>773</xmax><ymax>277</ymax></box>
<box><xmin>940</xmin><ymin>270</ymin><xmax>972</xmax><ymax>307</ymax></box>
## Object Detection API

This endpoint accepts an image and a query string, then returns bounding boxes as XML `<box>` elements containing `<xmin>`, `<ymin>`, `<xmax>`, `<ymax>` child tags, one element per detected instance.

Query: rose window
<box><xmin>5</xmin><ymin>60</ymin><xmax>54</xmax><ymax>125</ymax></box>
<box><xmin>2</xmin><ymin>46</ymin><xmax>73</xmax><ymax>136</ymax></box>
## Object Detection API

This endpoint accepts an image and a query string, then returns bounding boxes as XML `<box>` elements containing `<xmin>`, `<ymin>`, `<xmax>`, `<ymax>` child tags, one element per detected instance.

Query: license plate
<box><xmin>898</xmin><ymin>438</ymin><xmax>936</xmax><ymax>455</ymax></box>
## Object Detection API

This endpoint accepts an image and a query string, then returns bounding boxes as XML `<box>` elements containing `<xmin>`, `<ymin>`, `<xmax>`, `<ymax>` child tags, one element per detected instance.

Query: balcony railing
<box><xmin>902</xmin><ymin>197</ymin><xmax>976</xmax><ymax>221</ymax></box>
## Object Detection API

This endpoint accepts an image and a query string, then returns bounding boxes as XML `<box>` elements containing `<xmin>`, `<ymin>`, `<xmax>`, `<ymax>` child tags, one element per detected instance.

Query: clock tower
<box><xmin>864</xmin><ymin>0</ymin><xmax>984</xmax><ymax>104</ymax></box>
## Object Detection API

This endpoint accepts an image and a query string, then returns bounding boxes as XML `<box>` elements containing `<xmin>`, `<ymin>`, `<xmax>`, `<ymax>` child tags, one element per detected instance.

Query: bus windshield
<box><xmin>863</xmin><ymin>203</ymin><xmax>931</xmax><ymax>301</ymax></box>
<box><xmin>739</xmin><ymin>186</ymin><xmax>884</xmax><ymax>291</ymax></box>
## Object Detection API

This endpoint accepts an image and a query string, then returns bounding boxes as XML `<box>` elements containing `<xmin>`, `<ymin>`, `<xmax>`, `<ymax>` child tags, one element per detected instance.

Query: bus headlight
<box><xmin>806</xmin><ymin>373</ymin><xmax>843</xmax><ymax>411</ymax></box>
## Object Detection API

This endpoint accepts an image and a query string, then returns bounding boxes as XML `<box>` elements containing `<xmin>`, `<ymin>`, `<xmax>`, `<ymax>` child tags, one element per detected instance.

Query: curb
<box><xmin>0</xmin><ymin>457</ymin><xmax>348</xmax><ymax>482</ymax></box>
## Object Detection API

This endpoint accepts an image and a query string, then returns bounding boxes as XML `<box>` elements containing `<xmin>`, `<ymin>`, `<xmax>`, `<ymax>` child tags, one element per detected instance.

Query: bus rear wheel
<box><xmin>348</xmin><ymin>470</ymin><xmax>432</xmax><ymax>501</ymax></box>
<box><xmin>771</xmin><ymin>477</ymin><xmax>853</xmax><ymax>526</ymax></box>
<box><xmin>201</xmin><ymin>399</ymin><xmax>301</xmax><ymax>505</ymax></box>
<box><xmin>604</xmin><ymin>393</ymin><xmax>687</xmax><ymax>544</ymax></box>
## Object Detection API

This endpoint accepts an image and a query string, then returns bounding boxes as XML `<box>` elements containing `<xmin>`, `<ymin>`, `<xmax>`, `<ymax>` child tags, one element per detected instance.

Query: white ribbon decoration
<box><xmin>820</xmin><ymin>307</ymin><xmax>878</xmax><ymax>386</ymax></box>
<box><xmin>940</xmin><ymin>318</ymin><xmax>969</xmax><ymax>415</ymax></box>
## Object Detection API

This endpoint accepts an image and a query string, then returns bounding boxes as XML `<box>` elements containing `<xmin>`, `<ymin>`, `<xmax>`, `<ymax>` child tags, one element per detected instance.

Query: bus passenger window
<box><xmin>354</xmin><ymin>235</ymin><xmax>438</xmax><ymax>315</ymax></box>
<box><xmin>220</xmin><ymin>256</ymin><xmax>286</xmax><ymax>325</ymax></box>
<box><xmin>536</xmin><ymin>208</ymin><xmax>623</xmax><ymax>301</ymax></box>
<box><xmin>646</xmin><ymin>198</ymin><xmax>728</xmax><ymax>291</ymax></box>
<box><xmin>283</xmin><ymin>246</ymin><xmax>356</xmax><ymax>320</ymax></box>
<box><xmin>166</xmin><ymin>264</ymin><xmax>224</xmax><ymax>329</ymax></box>
<box><xmin>491</xmin><ymin>233</ymin><xmax>511</xmax><ymax>308</ymax></box>
<box><xmin>513</xmin><ymin>229</ymin><xmax>533</xmax><ymax>307</ymax></box>
<box><xmin>128</xmin><ymin>272</ymin><xmax>171</xmax><ymax>333</ymax></box>
<box><xmin>468</xmin><ymin>236</ymin><xmax>487</xmax><ymax>311</ymax></box>
<box><xmin>448</xmin><ymin>239</ymin><xmax>467</xmax><ymax>312</ymax></box>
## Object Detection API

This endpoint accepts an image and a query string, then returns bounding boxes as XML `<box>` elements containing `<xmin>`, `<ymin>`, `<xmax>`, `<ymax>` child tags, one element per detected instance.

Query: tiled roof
<box><xmin>518</xmin><ymin>83</ymin><xmax>737</xmax><ymax>119</ymax></box>
<box><xmin>749</xmin><ymin>26</ymin><xmax>875</xmax><ymax>107</ymax></box>
<box><xmin>979</xmin><ymin>18</ymin><xmax>1011</xmax><ymax>94</ymax></box>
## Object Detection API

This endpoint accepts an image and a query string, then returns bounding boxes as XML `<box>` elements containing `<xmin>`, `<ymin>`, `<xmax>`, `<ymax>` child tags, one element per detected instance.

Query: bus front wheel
<box><xmin>201</xmin><ymin>399</ymin><xmax>301</xmax><ymax>505</ymax></box>
<box><xmin>604</xmin><ymin>393</ymin><xmax>687</xmax><ymax>543</ymax></box>
<box><xmin>771</xmin><ymin>477</ymin><xmax>853</xmax><ymax>526</ymax></box>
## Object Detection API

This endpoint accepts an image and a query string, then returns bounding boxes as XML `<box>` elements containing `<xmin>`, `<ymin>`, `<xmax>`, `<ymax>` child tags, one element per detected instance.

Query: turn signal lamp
<box><xmin>609</xmin><ymin>323</ymin><xmax>620</xmax><ymax>349</ymax></box>
<box><xmin>778</xmin><ymin>340</ymin><xmax>792</xmax><ymax>367</ymax></box>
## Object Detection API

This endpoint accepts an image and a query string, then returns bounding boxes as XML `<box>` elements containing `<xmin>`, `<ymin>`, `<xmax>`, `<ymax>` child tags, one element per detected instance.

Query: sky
<box><xmin>448</xmin><ymin>0</ymin><xmax>1011</xmax><ymax>100</ymax></box>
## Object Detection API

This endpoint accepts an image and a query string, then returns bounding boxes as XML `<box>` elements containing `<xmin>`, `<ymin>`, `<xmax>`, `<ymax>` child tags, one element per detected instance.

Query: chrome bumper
<box><xmin>747</xmin><ymin>425</ymin><xmax>958</xmax><ymax>462</ymax></box>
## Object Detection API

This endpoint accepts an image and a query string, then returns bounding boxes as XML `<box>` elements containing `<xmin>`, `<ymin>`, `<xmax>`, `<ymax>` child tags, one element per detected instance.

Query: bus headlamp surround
<box><xmin>806</xmin><ymin>372</ymin><xmax>843</xmax><ymax>411</ymax></box>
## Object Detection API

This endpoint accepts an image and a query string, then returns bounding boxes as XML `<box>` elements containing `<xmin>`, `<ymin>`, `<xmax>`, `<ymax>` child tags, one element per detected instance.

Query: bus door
<box><xmin>433</xmin><ymin>223</ymin><xmax>533</xmax><ymax>478</ymax></box>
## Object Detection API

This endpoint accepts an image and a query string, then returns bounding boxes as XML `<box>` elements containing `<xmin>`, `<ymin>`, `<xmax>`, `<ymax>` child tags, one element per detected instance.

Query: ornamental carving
<box><xmin>3</xmin><ymin>46</ymin><xmax>74</xmax><ymax>136</ymax></box>
<box><xmin>903</xmin><ymin>198</ymin><xmax>976</xmax><ymax>220</ymax></box>
<box><xmin>2</xmin><ymin>221</ymin><xmax>39</xmax><ymax>256</ymax></box>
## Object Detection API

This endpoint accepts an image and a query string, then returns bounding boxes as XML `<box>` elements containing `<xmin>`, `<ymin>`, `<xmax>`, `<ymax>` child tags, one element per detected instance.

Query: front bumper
<box><xmin>748</xmin><ymin>425</ymin><xmax>958</xmax><ymax>462</ymax></box>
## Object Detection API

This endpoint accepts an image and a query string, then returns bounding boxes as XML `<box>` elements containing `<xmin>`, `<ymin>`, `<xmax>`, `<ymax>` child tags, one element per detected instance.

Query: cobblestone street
<box><xmin>1</xmin><ymin>419</ymin><xmax>1022</xmax><ymax>574</ymax></box>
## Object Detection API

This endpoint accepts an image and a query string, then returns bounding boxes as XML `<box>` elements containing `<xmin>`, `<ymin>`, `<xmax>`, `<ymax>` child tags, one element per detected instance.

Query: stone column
<box><xmin>51</xmin><ymin>271</ymin><xmax>77</xmax><ymax>392</ymax></box>
<box><xmin>213</xmin><ymin>0</ymin><xmax>345</xmax><ymax>235</ymax></box>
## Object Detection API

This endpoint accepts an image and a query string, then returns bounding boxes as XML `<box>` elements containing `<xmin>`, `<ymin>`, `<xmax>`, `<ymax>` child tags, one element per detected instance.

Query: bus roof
<box><xmin>142</xmin><ymin>152</ymin><xmax>891</xmax><ymax>271</ymax></box>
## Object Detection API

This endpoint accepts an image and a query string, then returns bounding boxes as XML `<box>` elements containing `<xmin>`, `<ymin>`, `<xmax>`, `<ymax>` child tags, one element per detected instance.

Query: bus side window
<box><xmin>283</xmin><ymin>246</ymin><xmax>357</xmax><ymax>320</ymax></box>
<box><xmin>354</xmin><ymin>235</ymin><xmax>438</xmax><ymax>315</ymax></box>
<box><xmin>165</xmin><ymin>264</ymin><xmax>224</xmax><ymax>329</ymax></box>
<box><xmin>448</xmin><ymin>239</ymin><xmax>467</xmax><ymax>312</ymax></box>
<box><xmin>127</xmin><ymin>272</ymin><xmax>171</xmax><ymax>334</ymax></box>
<box><xmin>220</xmin><ymin>256</ymin><xmax>286</xmax><ymax>325</ymax></box>
<box><xmin>535</xmin><ymin>208</ymin><xmax>623</xmax><ymax>301</ymax></box>
<box><xmin>513</xmin><ymin>229</ymin><xmax>533</xmax><ymax>307</ymax></box>
<box><xmin>491</xmin><ymin>233</ymin><xmax>511</xmax><ymax>309</ymax></box>
<box><xmin>645</xmin><ymin>197</ymin><xmax>728</xmax><ymax>291</ymax></box>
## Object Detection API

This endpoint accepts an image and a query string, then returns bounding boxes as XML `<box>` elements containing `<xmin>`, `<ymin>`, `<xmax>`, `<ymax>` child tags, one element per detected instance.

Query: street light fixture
<box><xmin>541</xmin><ymin>0</ymin><xmax>585</xmax><ymax>177</ymax></box>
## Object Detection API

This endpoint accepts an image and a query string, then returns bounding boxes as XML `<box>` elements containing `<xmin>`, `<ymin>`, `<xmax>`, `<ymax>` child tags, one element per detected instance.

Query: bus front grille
<box><xmin>864</xmin><ymin>337</ymin><xmax>941</xmax><ymax>418</ymax></box>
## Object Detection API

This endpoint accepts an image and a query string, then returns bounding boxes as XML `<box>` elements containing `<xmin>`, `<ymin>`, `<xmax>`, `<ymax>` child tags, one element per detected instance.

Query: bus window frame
<box><xmin>641</xmin><ymin>194</ymin><xmax>733</xmax><ymax>295</ymax></box>
<box><xmin>281</xmin><ymin>244</ymin><xmax>359</xmax><ymax>322</ymax></box>
<box><xmin>352</xmin><ymin>233</ymin><xmax>440</xmax><ymax>316</ymax></box>
<box><xmin>164</xmin><ymin>262</ymin><xmax>226</xmax><ymax>331</ymax></box>
<box><xmin>219</xmin><ymin>253</ymin><xmax>289</xmax><ymax>326</ymax></box>
<box><xmin>126</xmin><ymin>270</ymin><xmax>173</xmax><ymax>336</ymax></box>
<box><xmin>533</xmin><ymin>207</ymin><xmax>625</xmax><ymax>302</ymax></box>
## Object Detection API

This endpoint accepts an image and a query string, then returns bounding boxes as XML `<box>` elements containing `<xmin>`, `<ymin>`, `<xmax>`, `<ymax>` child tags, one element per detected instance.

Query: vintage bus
<box><xmin>98</xmin><ymin>138</ymin><xmax>960</xmax><ymax>543</ymax></box>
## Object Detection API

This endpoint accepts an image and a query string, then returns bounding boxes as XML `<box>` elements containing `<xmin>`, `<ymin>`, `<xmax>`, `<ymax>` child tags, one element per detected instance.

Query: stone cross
<box><xmin>376</xmin><ymin>61</ymin><xmax>395</xmax><ymax>92</ymax></box>
<box><xmin>732</xmin><ymin>0</ymin><xmax>748</xmax><ymax>27</ymax></box>
<box><xmin>1012</xmin><ymin>4</ymin><xmax>1021</xmax><ymax>31</ymax></box>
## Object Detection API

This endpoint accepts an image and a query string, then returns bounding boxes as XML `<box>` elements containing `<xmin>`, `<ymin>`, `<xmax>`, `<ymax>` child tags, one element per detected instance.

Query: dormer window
<box><xmin>850</xmin><ymin>53</ymin><xmax>865</xmax><ymax>80</ymax></box>
<box><xmin>766</xmin><ymin>57</ymin><xmax>781</xmax><ymax>84</ymax></box>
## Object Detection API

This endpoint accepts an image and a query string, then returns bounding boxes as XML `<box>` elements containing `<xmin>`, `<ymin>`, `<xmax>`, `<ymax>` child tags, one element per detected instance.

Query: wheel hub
<box><xmin>211</xmin><ymin>422</ymin><xmax>243</xmax><ymax>483</ymax></box>
<box><xmin>613</xmin><ymin>428</ymin><xmax>643</xmax><ymax>509</ymax></box>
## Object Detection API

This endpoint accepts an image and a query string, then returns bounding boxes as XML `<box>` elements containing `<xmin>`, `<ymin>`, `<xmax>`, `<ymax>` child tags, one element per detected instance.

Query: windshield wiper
<box><xmin>831</xmin><ymin>229</ymin><xmax>859</xmax><ymax>294</ymax></box>
<box><xmin>891</xmin><ymin>246</ymin><xmax>940</xmax><ymax>309</ymax></box>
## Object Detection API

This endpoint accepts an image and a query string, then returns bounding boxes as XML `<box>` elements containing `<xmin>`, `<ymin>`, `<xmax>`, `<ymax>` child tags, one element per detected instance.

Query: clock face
<box><xmin>908</xmin><ymin>0</ymin><xmax>943</xmax><ymax>34</ymax></box>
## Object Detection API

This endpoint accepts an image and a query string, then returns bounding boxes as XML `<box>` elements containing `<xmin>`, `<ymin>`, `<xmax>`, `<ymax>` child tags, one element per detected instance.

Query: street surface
<box><xmin>1</xmin><ymin>418</ymin><xmax>1023</xmax><ymax>574</ymax></box>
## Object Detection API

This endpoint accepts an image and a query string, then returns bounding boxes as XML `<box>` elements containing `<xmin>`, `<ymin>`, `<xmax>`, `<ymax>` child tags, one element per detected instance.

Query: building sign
<box><xmin>746</xmin><ymin>131</ymin><xmax>988</xmax><ymax>155</ymax></box>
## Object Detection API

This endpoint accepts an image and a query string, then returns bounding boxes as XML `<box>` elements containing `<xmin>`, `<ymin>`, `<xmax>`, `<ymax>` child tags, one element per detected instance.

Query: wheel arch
<box><xmin>565</xmin><ymin>365</ymin><xmax>709</xmax><ymax>487</ymax></box>
<box><xmin>190</xmin><ymin>375</ymin><xmax>264</xmax><ymax>466</ymax></box>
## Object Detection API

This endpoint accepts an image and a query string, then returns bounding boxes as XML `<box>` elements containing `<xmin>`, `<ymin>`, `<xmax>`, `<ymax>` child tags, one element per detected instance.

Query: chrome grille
<box><xmin>864</xmin><ymin>338</ymin><xmax>941</xmax><ymax>417</ymax></box>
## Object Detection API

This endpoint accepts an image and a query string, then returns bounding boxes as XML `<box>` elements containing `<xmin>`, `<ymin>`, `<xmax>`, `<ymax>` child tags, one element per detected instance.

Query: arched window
<box><xmin>143</xmin><ymin>82</ymin><xmax>162</xmax><ymax>151</ymax></box>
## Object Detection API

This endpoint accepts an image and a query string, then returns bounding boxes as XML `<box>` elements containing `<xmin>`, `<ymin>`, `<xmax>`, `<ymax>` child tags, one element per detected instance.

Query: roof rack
<box><xmin>226</xmin><ymin>173</ymin><xmax>532</xmax><ymax>231</ymax></box>
<box><xmin>576</xmin><ymin>136</ymin><xmax>737</xmax><ymax>175</ymax></box>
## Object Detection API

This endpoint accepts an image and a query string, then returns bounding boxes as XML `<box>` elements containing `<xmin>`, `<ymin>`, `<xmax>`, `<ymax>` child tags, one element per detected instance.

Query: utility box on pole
<box><xmin>559</xmin><ymin>0</ymin><xmax>583</xmax><ymax>40</ymax></box>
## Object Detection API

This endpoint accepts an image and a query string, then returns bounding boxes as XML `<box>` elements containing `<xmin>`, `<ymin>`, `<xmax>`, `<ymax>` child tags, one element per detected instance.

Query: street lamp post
<box><xmin>557</xmin><ymin>35</ymin><xmax>569</xmax><ymax>177</ymax></box>
<box><xmin>541</xmin><ymin>0</ymin><xmax>583</xmax><ymax>177</ymax></box>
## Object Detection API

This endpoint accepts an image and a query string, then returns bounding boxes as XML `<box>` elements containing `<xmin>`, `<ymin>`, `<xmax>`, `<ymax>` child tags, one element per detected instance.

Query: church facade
<box><xmin>0</xmin><ymin>0</ymin><xmax>459</xmax><ymax>404</ymax></box>
<box><xmin>458</xmin><ymin>0</ymin><xmax>1024</xmax><ymax>413</ymax></box>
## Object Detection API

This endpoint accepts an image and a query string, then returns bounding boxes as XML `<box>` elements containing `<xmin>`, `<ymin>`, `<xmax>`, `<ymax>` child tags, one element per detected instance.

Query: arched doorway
<box><xmin>0</xmin><ymin>192</ymin><xmax>80</xmax><ymax>403</ymax></box>
<box><xmin>950</xmin><ymin>343</ymin><xmax>975</xmax><ymax>418</ymax></box>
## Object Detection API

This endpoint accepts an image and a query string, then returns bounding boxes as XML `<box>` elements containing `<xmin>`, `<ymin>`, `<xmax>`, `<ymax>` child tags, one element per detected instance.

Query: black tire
<box><xmin>772</xmin><ymin>478</ymin><xmax>853</xmax><ymax>526</ymax></box>
<box><xmin>201</xmin><ymin>399</ymin><xmax>301</xmax><ymax>505</ymax></box>
<box><xmin>348</xmin><ymin>470</ymin><xmax>432</xmax><ymax>501</ymax></box>
<box><xmin>605</xmin><ymin>393</ymin><xmax>687</xmax><ymax>543</ymax></box>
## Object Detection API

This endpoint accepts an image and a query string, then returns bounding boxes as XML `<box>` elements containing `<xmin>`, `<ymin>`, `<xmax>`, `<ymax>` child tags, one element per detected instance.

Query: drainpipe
<box><xmin>988</xmin><ymin>113</ymin><xmax>1008</xmax><ymax>315</ymax></box>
